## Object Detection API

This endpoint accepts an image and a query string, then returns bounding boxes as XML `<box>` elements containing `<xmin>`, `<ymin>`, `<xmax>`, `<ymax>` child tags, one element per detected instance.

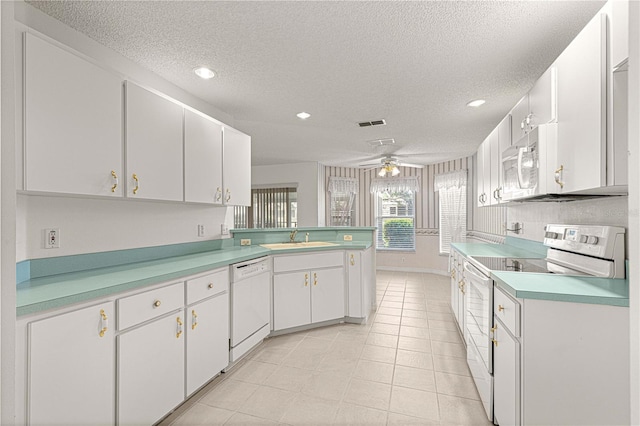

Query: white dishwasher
<box><xmin>229</xmin><ymin>256</ymin><xmax>271</xmax><ymax>365</ymax></box>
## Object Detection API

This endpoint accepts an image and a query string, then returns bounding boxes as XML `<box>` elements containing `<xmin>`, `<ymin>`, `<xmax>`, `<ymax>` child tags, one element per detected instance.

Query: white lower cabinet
<box><xmin>346</xmin><ymin>247</ymin><xmax>374</xmax><ymax>320</ymax></box>
<box><xmin>492</xmin><ymin>284</ymin><xmax>629</xmax><ymax>425</ymax></box>
<box><xmin>449</xmin><ymin>250</ymin><xmax>465</xmax><ymax>336</ymax></box>
<box><xmin>273</xmin><ymin>251</ymin><xmax>345</xmax><ymax>331</ymax></box>
<box><xmin>492</xmin><ymin>317</ymin><xmax>519</xmax><ymax>426</ymax></box>
<box><xmin>186</xmin><ymin>292</ymin><xmax>229</xmax><ymax>396</ymax></box>
<box><xmin>117</xmin><ymin>312</ymin><xmax>185</xmax><ymax>425</ymax></box>
<box><xmin>27</xmin><ymin>301</ymin><xmax>115</xmax><ymax>426</ymax></box>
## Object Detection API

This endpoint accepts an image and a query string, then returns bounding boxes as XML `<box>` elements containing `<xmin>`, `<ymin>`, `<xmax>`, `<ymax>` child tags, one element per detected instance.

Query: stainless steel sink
<box><xmin>260</xmin><ymin>241</ymin><xmax>340</xmax><ymax>250</ymax></box>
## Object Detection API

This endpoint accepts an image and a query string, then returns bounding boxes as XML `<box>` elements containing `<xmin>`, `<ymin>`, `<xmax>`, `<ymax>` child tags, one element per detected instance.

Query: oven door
<box><xmin>463</xmin><ymin>260</ymin><xmax>494</xmax><ymax>421</ymax></box>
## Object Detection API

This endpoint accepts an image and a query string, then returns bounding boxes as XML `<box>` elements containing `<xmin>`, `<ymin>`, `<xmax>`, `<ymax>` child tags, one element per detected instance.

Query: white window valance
<box><xmin>370</xmin><ymin>177</ymin><xmax>420</xmax><ymax>194</ymax></box>
<box><xmin>434</xmin><ymin>170</ymin><xmax>468</xmax><ymax>191</ymax></box>
<box><xmin>328</xmin><ymin>177</ymin><xmax>359</xmax><ymax>194</ymax></box>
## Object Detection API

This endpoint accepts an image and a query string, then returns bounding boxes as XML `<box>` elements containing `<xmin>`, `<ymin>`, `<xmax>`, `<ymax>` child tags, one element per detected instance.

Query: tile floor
<box><xmin>159</xmin><ymin>271</ymin><xmax>492</xmax><ymax>425</ymax></box>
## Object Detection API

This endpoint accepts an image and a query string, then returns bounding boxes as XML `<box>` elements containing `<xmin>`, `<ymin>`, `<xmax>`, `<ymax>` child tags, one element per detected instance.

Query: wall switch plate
<box><xmin>221</xmin><ymin>224</ymin><xmax>229</xmax><ymax>236</ymax></box>
<box><xmin>240</xmin><ymin>239</ymin><xmax>251</xmax><ymax>246</ymax></box>
<box><xmin>197</xmin><ymin>224</ymin><xmax>205</xmax><ymax>237</ymax></box>
<box><xmin>44</xmin><ymin>228</ymin><xmax>60</xmax><ymax>249</ymax></box>
<box><xmin>343</xmin><ymin>235</ymin><xmax>353</xmax><ymax>241</ymax></box>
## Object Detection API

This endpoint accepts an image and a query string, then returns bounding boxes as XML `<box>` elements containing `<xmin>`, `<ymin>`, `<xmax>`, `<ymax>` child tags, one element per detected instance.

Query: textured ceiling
<box><xmin>26</xmin><ymin>0</ymin><xmax>606</xmax><ymax>167</ymax></box>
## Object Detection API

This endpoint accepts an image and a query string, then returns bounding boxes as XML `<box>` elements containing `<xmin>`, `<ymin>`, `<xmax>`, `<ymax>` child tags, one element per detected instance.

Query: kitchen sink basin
<box><xmin>260</xmin><ymin>241</ymin><xmax>340</xmax><ymax>250</ymax></box>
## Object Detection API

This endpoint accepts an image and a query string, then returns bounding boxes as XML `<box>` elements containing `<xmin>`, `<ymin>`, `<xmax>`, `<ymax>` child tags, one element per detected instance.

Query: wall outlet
<box><xmin>240</xmin><ymin>239</ymin><xmax>251</xmax><ymax>246</ymax></box>
<box><xmin>343</xmin><ymin>235</ymin><xmax>353</xmax><ymax>241</ymax></box>
<box><xmin>197</xmin><ymin>224</ymin><xmax>205</xmax><ymax>237</ymax></box>
<box><xmin>221</xmin><ymin>224</ymin><xmax>229</xmax><ymax>236</ymax></box>
<box><xmin>44</xmin><ymin>228</ymin><xmax>60</xmax><ymax>249</ymax></box>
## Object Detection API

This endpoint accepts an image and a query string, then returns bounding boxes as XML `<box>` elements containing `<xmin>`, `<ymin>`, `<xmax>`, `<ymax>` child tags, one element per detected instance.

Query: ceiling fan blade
<box><xmin>397</xmin><ymin>162</ymin><xmax>425</xmax><ymax>169</ymax></box>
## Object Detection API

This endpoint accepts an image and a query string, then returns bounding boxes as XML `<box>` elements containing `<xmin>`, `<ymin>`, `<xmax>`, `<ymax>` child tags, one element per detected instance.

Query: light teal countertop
<box><xmin>451</xmin><ymin>240</ymin><xmax>628</xmax><ymax>307</ymax></box>
<box><xmin>17</xmin><ymin>241</ymin><xmax>372</xmax><ymax>317</ymax></box>
<box><xmin>492</xmin><ymin>272</ymin><xmax>629</xmax><ymax>307</ymax></box>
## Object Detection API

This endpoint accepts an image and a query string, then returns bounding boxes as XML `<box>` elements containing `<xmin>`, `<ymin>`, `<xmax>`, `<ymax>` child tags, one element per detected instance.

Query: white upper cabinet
<box><xmin>184</xmin><ymin>109</ymin><xmax>223</xmax><ymax>204</ymax></box>
<box><xmin>476</xmin><ymin>139</ymin><xmax>486</xmax><ymax>207</ymax></box>
<box><xmin>125</xmin><ymin>81</ymin><xmax>184</xmax><ymax>201</ymax></box>
<box><xmin>24</xmin><ymin>34</ymin><xmax>123</xmax><ymax>197</ymax></box>
<box><xmin>554</xmin><ymin>13</ymin><xmax>606</xmax><ymax>193</ymax></box>
<box><xmin>222</xmin><ymin>126</ymin><xmax>252</xmax><ymax>206</ymax></box>
<box><xmin>510</xmin><ymin>95</ymin><xmax>530</xmax><ymax>144</ymax></box>
<box><xmin>529</xmin><ymin>66</ymin><xmax>557</xmax><ymax>129</ymax></box>
<box><xmin>611</xmin><ymin>0</ymin><xmax>629</xmax><ymax>69</ymax></box>
<box><xmin>484</xmin><ymin>130</ymin><xmax>496</xmax><ymax>206</ymax></box>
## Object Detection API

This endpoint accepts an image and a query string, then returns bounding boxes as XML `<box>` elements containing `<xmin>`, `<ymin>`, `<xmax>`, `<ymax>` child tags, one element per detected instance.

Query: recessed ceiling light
<box><xmin>467</xmin><ymin>99</ymin><xmax>486</xmax><ymax>107</ymax></box>
<box><xmin>194</xmin><ymin>67</ymin><xmax>216</xmax><ymax>79</ymax></box>
<box><xmin>296</xmin><ymin>112</ymin><xmax>311</xmax><ymax>119</ymax></box>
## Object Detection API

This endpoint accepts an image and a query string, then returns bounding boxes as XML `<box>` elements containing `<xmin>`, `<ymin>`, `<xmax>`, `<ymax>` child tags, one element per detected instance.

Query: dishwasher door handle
<box><xmin>463</xmin><ymin>261</ymin><xmax>491</xmax><ymax>283</ymax></box>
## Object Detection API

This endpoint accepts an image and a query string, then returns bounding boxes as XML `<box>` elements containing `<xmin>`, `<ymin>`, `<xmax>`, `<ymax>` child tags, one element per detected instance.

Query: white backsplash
<box><xmin>506</xmin><ymin>196</ymin><xmax>629</xmax><ymax>242</ymax></box>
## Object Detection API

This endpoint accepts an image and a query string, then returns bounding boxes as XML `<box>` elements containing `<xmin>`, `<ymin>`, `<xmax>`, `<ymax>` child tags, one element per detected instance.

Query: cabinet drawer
<box><xmin>186</xmin><ymin>267</ymin><xmax>229</xmax><ymax>305</ymax></box>
<box><xmin>118</xmin><ymin>282</ymin><xmax>184</xmax><ymax>330</ymax></box>
<box><xmin>273</xmin><ymin>251</ymin><xmax>343</xmax><ymax>273</ymax></box>
<box><xmin>494</xmin><ymin>286</ymin><xmax>520</xmax><ymax>337</ymax></box>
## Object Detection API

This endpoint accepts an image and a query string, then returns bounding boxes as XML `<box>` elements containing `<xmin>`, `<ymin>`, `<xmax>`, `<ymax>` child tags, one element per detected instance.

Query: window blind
<box><xmin>434</xmin><ymin>170</ymin><xmax>467</xmax><ymax>254</ymax></box>
<box><xmin>233</xmin><ymin>187</ymin><xmax>297</xmax><ymax>229</ymax></box>
<box><xmin>375</xmin><ymin>189</ymin><xmax>416</xmax><ymax>251</ymax></box>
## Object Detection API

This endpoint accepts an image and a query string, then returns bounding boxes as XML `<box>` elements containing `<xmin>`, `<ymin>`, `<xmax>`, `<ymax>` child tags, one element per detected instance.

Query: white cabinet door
<box><xmin>273</xmin><ymin>271</ymin><xmax>311</xmax><ymax>330</ymax></box>
<box><xmin>125</xmin><ymin>81</ymin><xmax>184</xmax><ymax>201</ymax></box>
<box><xmin>186</xmin><ymin>293</ymin><xmax>229</xmax><ymax>396</ymax></box>
<box><xmin>24</xmin><ymin>34</ymin><xmax>123</xmax><ymax>197</ymax></box>
<box><xmin>311</xmin><ymin>267</ymin><xmax>345</xmax><ymax>323</ymax></box>
<box><xmin>555</xmin><ymin>14</ymin><xmax>606</xmax><ymax>193</ymax></box>
<box><xmin>184</xmin><ymin>109</ymin><xmax>223</xmax><ymax>204</ymax></box>
<box><xmin>529</xmin><ymin>66</ymin><xmax>557</xmax><ymax>128</ymax></box>
<box><xmin>496</xmin><ymin>114</ymin><xmax>512</xmax><ymax>202</ymax></box>
<box><xmin>493</xmin><ymin>318</ymin><xmax>520</xmax><ymax>426</ymax></box>
<box><xmin>612</xmin><ymin>0</ymin><xmax>629</xmax><ymax>69</ymax></box>
<box><xmin>476</xmin><ymin>140</ymin><xmax>486</xmax><ymax>207</ymax></box>
<box><xmin>118</xmin><ymin>312</ymin><xmax>185</xmax><ymax>425</ymax></box>
<box><xmin>510</xmin><ymin>95</ymin><xmax>529</xmax><ymax>144</ymax></box>
<box><xmin>487</xmin><ymin>128</ymin><xmax>500</xmax><ymax>205</ymax></box>
<box><xmin>222</xmin><ymin>126</ymin><xmax>251</xmax><ymax>206</ymax></box>
<box><xmin>347</xmin><ymin>251</ymin><xmax>363</xmax><ymax>318</ymax></box>
<box><xmin>28</xmin><ymin>301</ymin><xmax>115</xmax><ymax>425</ymax></box>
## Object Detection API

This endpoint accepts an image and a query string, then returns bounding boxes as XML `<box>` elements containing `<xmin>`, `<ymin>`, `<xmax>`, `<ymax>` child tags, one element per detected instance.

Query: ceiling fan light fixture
<box><xmin>391</xmin><ymin>166</ymin><xmax>400</xmax><ymax>176</ymax></box>
<box><xmin>466</xmin><ymin>99</ymin><xmax>486</xmax><ymax>107</ymax></box>
<box><xmin>378</xmin><ymin>168</ymin><xmax>387</xmax><ymax>177</ymax></box>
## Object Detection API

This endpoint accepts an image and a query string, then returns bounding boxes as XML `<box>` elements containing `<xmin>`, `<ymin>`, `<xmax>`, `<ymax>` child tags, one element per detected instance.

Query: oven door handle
<box><xmin>463</xmin><ymin>261</ymin><xmax>491</xmax><ymax>283</ymax></box>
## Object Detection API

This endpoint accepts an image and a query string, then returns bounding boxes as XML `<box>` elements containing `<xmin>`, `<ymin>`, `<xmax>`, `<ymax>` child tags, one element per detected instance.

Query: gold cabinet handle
<box><xmin>313</xmin><ymin>272</ymin><xmax>318</xmax><ymax>286</ymax></box>
<box><xmin>498</xmin><ymin>304</ymin><xmax>505</xmax><ymax>312</ymax></box>
<box><xmin>554</xmin><ymin>165</ymin><xmax>564</xmax><ymax>188</ymax></box>
<box><xmin>153</xmin><ymin>300</ymin><xmax>161</xmax><ymax>308</ymax></box>
<box><xmin>132</xmin><ymin>173</ymin><xmax>140</xmax><ymax>194</ymax></box>
<box><xmin>458</xmin><ymin>279</ymin><xmax>465</xmax><ymax>294</ymax></box>
<box><xmin>225</xmin><ymin>188</ymin><xmax>231</xmax><ymax>202</ymax></box>
<box><xmin>215</xmin><ymin>187</ymin><xmax>222</xmax><ymax>202</ymax></box>
<box><xmin>99</xmin><ymin>309</ymin><xmax>108</xmax><ymax>337</ymax></box>
<box><xmin>304</xmin><ymin>273</ymin><xmax>309</xmax><ymax>286</ymax></box>
<box><xmin>176</xmin><ymin>316</ymin><xmax>183</xmax><ymax>338</ymax></box>
<box><xmin>451</xmin><ymin>269</ymin><xmax>456</xmax><ymax>279</ymax></box>
<box><xmin>491</xmin><ymin>323</ymin><xmax>498</xmax><ymax>346</ymax></box>
<box><xmin>191</xmin><ymin>310</ymin><xmax>198</xmax><ymax>330</ymax></box>
<box><xmin>208</xmin><ymin>283</ymin><xmax>214</xmax><ymax>289</ymax></box>
<box><xmin>350</xmin><ymin>254</ymin><xmax>355</xmax><ymax>266</ymax></box>
<box><xmin>111</xmin><ymin>170</ymin><xmax>118</xmax><ymax>193</ymax></box>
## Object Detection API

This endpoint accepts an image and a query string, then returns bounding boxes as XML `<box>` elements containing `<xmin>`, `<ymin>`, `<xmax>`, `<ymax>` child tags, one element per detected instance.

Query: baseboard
<box><xmin>376</xmin><ymin>266</ymin><xmax>448</xmax><ymax>276</ymax></box>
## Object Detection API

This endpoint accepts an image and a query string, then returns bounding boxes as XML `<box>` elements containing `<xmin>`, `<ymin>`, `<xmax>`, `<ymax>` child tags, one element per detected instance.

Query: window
<box><xmin>371</xmin><ymin>177</ymin><xmax>419</xmax><ymax>251</ymax></box>
<box><xmin>328</xmin><ymin>177</ymin><xmax>358</xmax><ymax>226</ymax></box>
<box><xmin>234</xmin><ymin>187</ymin><xmax>297</xmax><ymax>228</ymax></box>
<box><xmin>434</xmin><ymin>170</ymin><xmax>467</xmax><ymax>254</ymax></box>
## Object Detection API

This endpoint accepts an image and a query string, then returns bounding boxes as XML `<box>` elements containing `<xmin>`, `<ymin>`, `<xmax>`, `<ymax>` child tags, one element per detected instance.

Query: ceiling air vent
<box><xmin>358</xmin><ymin>119</ymin><xmax>386</xmax><ymax>127</ymax></box>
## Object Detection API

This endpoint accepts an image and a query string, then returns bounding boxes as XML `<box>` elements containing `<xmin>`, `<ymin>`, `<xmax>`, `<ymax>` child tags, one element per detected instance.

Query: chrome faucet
<box><xmin>289</xmin><ymin>229</ymin><xmax>298</xmax><ymax>243</ymax></box>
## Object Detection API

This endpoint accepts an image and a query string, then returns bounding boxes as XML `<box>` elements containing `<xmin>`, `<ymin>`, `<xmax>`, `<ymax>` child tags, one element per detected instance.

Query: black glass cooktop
<box><xmin>470</xmin><ymin>256</ymin><xmax>551</xmax><ymax>273</ymax></box>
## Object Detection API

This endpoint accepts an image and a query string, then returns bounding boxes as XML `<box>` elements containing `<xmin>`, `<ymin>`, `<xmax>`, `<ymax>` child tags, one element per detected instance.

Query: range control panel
<box><xmin>544</xmin><ymin>224</ymin><xmax>625</xmax><ymax>260</ymax></box>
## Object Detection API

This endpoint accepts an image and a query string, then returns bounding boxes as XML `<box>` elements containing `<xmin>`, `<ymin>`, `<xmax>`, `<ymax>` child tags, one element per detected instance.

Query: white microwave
<box><xmin>501</xmin><ymin>123</ymin><xmax>558</xmax><ymax>201</ymax></box>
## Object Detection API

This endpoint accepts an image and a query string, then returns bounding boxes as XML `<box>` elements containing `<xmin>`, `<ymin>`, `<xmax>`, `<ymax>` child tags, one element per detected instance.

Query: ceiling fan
<box><xmin>358</xmin><ymin>156</ymin><xmax>425</xmax><ymax>177</ymax></box>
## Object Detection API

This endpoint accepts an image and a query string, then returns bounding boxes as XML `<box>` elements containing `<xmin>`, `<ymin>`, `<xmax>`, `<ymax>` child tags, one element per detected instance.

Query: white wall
<box><xmin>627</xmin><ymin>1</ymin><xmax>639</xmax><ymax>421</ymax></box>
<box><xmin>16</xmin><ymin>195</ymin><xmax>231</xmax><ymax>261</ymax></box>
<box><xmin>376</xmin><ymin>234</ymin><xmax>449</xmax><ymax>275</ymax></box>
<box><xmin>251</xmin><ymin>162</ymin><xmax>323</xmax><ymax>227</ymax></box>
